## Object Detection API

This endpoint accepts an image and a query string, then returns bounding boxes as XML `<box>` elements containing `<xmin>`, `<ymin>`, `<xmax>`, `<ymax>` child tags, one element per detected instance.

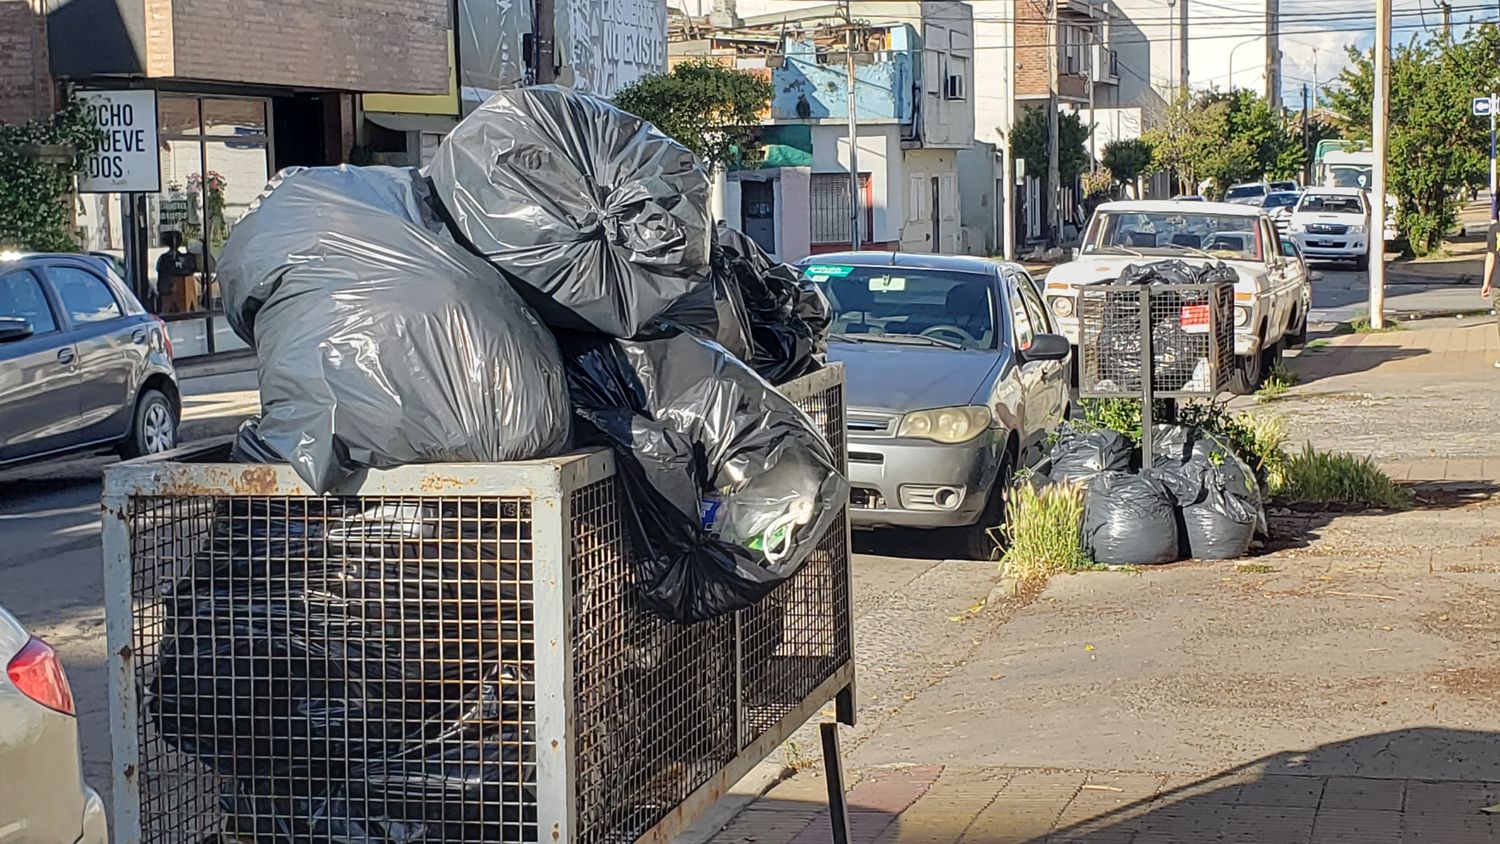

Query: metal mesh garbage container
<box><xmin>103</xmin><ymin>365</ymin><xmax>854</xmax><ymax>844</ymax></box>
<box><xmin>1077</xmin><ymin>281</ymin><xmax>1235</xmax><ymax>398</ymax></box>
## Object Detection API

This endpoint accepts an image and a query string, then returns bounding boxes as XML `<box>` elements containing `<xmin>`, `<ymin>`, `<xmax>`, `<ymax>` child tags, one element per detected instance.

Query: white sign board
<box><xmin>1475</xmin><ymin>96</ymin><xmax>1495</xmax><ymax>117</ymax></box>
<box><xmin>566</xmin><ymin>0</ymin><xmax>666</xmax><ymax>97</ymax></box>
<box><xmin>77</xmin><ymin>90</ymin><xmax>160</xmax><ymax>194</ymax></box>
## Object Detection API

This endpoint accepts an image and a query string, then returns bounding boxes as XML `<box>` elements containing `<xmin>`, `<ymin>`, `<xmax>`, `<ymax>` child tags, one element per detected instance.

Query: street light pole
<box><xmin>1369</xmin><ymin>0</ymin><xmax>1390</xmax><ymax>329</ymax></box>
<box><xmin>1227</xmin><ymin>36</ymin><xmax>1261</xmax><ymax>92</ymax></box>
<box><xmin>842</xmin><ymin>0</ymin><xmax>862</xmax><ymax>250</ymax></box>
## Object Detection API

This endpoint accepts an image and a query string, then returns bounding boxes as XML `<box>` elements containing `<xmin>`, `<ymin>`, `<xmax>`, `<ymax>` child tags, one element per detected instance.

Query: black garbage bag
<box><xmin>1151</xmin><ymin>424</ymin><xmax>1267</xmax><ymax>545</ymax></box>
<box><xmin>1180</xmin><ymin>463</ymin><xmax>1259</xmax><ymax>559</ymax></box>
<box><xmin>717</xmin><ymin>225</ymin><xmax>830</xmax><ymax>383</ymax></box>
<box><xmin>559</xmin><ymin>330</ymin><xmax>848</xmax><ymax>622</ymax></box>
<box><xmin>699</xmin><ymin>237</ymin><xmax>755</xmax><ymax>360</ymax></box>
<box><xmin>426</xmin><ymin>85</ymin><xmax>714</xmax><ymax>338</ymax></box>
<box><xmin>1047</xmin><ymin>425</ymin><xmax>1133</xmax><ymax>485</ymax></box>
<box><xmin>215</xmin><ymin>165</ymin><xmax>572</xmax><ymax>493</ymax></box>
<box><xmin>1082</xmin><ymin>471</ymin><xmax>1180</xmax><ymax>565</ymax></box>
<box><xmin>149</xmin><ymin>498</ymin><xmax>535</xmax><ymax>842</ymax></box>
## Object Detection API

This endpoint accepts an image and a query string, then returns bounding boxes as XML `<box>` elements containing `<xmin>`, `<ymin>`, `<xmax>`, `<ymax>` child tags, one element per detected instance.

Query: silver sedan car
<box><xmin>800</xmin><ymin>253</ymin><xmax>1071</xmax><ymax>558</ymax></box>
<box><xmin>0</xmin><ymin>603</ymin><xmax>108</xmax><ymax>843</ymax></box>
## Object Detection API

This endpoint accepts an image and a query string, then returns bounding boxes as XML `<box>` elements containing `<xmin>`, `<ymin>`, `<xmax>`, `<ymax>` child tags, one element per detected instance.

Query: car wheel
<box><xmin>118</xmin><ymin>389</ymin><xmax>178</xmax><ymax>459</ymax></box>
<box><xmin>1228</xmin><ymin>346</ymin><xmax>1265</xmax><ymax>395</ymax></box>
<box><xmin>949</xmin><ymin>453</ymin><xmax>1014</xmax><ymax>561</ymax></box>
<box><xmin>1354</xmin><ymin>252</ymin><xmax>1370</xmax><ymax>272</ymax></box>
<box><xmin>1287</xmin><ymin>311</ymin><xmax>1308</xmax><ymax>348</ymax></box>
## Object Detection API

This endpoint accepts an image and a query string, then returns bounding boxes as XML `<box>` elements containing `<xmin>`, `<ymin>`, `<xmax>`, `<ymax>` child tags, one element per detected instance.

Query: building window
<box><xmin>945</xmin><ymin>55</ymin><xmax>968</xmax><ymax>100</ymax></box>
<box><xmin>810</xmin><ymin>172</ymin><xmax>875</xmax><ymax>245</ymax></box>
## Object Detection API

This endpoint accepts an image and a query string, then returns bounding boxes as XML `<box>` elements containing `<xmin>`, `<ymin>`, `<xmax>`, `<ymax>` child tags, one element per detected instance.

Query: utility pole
<box><xmin>842</xmin><ymin>0</ymin><xmax>862</xmax><ymax>249</ymax></box>
<box><xmin>1439</xmin><ymin>0</ymin><xmax>1452</xmax><ymax>39</ymax></box>
<box><xmin>1002</xmin><ymin>6</ymin><xmax>1018</xmax><ymax>260</ymax></box>
<box><xmin>1265</xmin><ymin>0</ymin><xmax>1279</xmax><ymax>108</ymax></box>
<box><xmin>1301</xmin><ymin>83</ymin><xmax>1310</xmax><ymax>185</ymax></box>
<box><xmin>1489</xmin><ymin>92</ymin><xmax>1497</xmax><ymax>223</ymax></box>
<box><xmin>1369</xmin><ymin>0</ymin><xmax>1390</xmax><ymax>329</ymax></box>
<box><xmin>1087</xmin><ymin>29</ymin><xmax>1097</xmax><ymax>173</ymax></box>
<box><xmin>1046</xmin><ymin>0</ymin><xmax>1061</xmax><ymax>244</ymax></box>
<box><xmin>534</xmin><ymin>0</ymin><xmax>556</xmax><ymax>83</ymax></box>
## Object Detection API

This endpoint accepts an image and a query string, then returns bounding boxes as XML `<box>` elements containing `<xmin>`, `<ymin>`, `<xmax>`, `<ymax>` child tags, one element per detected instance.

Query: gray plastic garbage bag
<box><xmin>559</xmin><ymin>329</ymin><xmax>848</xmax><ymax>623</ymax></box>
<box><xmin>426</xmin><ymin>85</ymin><xmax>714</xmax><ymax>338</ymax></box>
<box><xmin>1083</xmin><ymin>471</ymin><xmax>1180</xmax><ymax>565</ymax></box>
<box><xmin>1048</xmin><ymin>425</ymin><xmax>1133</xmax><ymax>485</ymax></box>
<box><xmin>215</xmin><ymin>165</ymin><xmax>572</xmax><ymax>493</ymax></box>
<box><xmin>1151</xmin><ymin>424</ymin><xmax>1267</xmax><ymax>545</ymax></box>
<box><xmin>717</xmin><ymin>225</ymin><xmax>831</xmax><ymax>383</ymax></box>
<box><xmin>1179</xmin><ymin>464</ymin><xmax>1259</xmax><ymax>559</ymax></box>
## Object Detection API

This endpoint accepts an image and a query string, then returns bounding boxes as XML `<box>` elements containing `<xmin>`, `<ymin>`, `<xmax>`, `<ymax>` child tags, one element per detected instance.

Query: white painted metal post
<box><xmin>1369</xmin><ymin>0</ymin><xmax>1390</xmax><ymax>329</ymax></box>
<box><xmin>844</xmin><ymin>0</ymin><xmax>862</xmax><ymax>250</ymax></box>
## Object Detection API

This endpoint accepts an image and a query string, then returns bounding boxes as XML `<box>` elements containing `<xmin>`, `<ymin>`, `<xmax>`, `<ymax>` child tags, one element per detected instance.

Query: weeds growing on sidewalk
<box><xmin>1000</xmin><ymin>482</ymin><xmax>1095</xmax><ymax>582</ymax></box>
<box><xmin>1350</xmin><ymin>314</ymin><xmax>1405</xmax><ymax>333</ymax></box>
<box><xmin>1256</xmin><ymin>363</ymin><xmax>1298</xmax><ymax>402</ymax></box>
<box><xmin>1273</xmin><ymin>445</ymin><xmax>1411</xmax><ymax>508</ymax></box>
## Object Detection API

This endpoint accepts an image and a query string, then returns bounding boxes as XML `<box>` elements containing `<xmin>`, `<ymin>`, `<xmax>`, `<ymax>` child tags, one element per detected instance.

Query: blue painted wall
<box><xmin>769</xmin><ymin>26</ymin><xmax>916</xmax><ymax>122</ymax></box>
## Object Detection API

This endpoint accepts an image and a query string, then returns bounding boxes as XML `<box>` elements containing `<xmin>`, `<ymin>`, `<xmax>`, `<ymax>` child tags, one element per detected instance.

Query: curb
<box><xmin>669</xmin><ymin>759</ymin><xmax>793</xmax><ymax>844</ymax></box>
<box><xmin>176</xmin><ymin>351</ymin><xmax>256</xmax><ymax>380</ymax></box>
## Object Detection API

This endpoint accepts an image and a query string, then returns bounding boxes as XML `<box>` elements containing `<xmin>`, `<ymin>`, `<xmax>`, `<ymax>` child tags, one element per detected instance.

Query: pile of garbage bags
<box><xmin>1088</xmin><ymin>260</ymin><xmax>1235</xmax><ymax>394</ymax></box>
<box><xmin>153</xmin><ymin>86</ymin><xmax>844</xmax><ymax>841</ymax></box>
<box><xmin>1037</xmin><ymin>423</ymin><xmax>1265</xmax><ymax>565</ymax></box>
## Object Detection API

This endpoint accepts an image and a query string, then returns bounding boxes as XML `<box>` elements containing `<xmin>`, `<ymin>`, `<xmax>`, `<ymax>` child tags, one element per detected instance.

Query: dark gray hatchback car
<box><xmin>0</xmin><ymin>253</ymin><xmax>180</xmax><ymax>465</ymax></box>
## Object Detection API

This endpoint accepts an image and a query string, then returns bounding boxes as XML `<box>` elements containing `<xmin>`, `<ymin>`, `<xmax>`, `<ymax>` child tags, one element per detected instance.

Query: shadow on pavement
<box><xmin>1286</xmin><ymin>342</ymin><xmax>1427</xmax><ymax>385</ymax></box>
<box><xmin>1263</xmin><ymin>483</ymin><xmax>1500</xmax><ymax>554</ymax></box>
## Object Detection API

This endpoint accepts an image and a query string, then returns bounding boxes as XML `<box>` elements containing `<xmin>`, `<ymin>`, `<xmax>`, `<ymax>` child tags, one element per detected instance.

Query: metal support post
<box><xmin>844</xmin><ymin>1</ymin><xmax>862</xmax><ymax>250</ymax></box>
<box><xmin>821</xmin><ymin>723</ymin><xmax>852</xmax><ymax>844</ymax></box>
<box><xmin>1369</xmin><ymin>0</ymin><xmax>1390</xmax><ymax>329</ymax></box>
<box><xmin>1140</xmin><ymin>286</ymin><xmax>1154</xmax><ymax>469</ymax></box>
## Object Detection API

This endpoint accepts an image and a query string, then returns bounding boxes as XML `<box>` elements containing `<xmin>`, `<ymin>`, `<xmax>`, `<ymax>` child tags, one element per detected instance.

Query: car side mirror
<box><xmin>0</xmin><ymin>317</ymin><xmax>34</xmax><ymax>343</ymax></box>
<box><xmin>1023</xmin><ymin>333</ymin><xmax>1071</xmax><ymax>362</ymax></box>
<box><xmin>1309</xmin><ymin>271</ymin><xmax>1324</xmax><ymax>282</ymax></box>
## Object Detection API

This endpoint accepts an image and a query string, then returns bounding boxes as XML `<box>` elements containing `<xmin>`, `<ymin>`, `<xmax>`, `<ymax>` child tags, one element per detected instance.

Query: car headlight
<box><xmin>1348</xmin><ymin>224</ymin><xmax>1366</xmax><ymax>234</ymax></box>
<box><xmin>1050</xmin><ymin>296</ymin><xmax>1075</xmax><ymax>318</ymax></box>
<box><xmin>896</xmin><ymin>406</ymin><xmax>993</xmax><ymax>444</ymax></box>
<box><xmin>1233</xmin><ymin>306</ymin><xmax>1251</xmax><ymax>328</ymax></box>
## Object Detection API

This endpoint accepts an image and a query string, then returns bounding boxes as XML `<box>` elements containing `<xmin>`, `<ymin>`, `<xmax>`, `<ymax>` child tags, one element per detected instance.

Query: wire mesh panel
<box><xmin>1078</xmin><ymin>282</ymin><xmax>1234</xmax><ymax>398</ymax></box>
<box><xmin>121</xmin><ymin>490</ymin><xmax>539</xmax><ymax>843</ymax></box>
<box><xmin>107</xmin><ymin>367</ymin><xmax>853</xmax><ymax>844</ymax></box>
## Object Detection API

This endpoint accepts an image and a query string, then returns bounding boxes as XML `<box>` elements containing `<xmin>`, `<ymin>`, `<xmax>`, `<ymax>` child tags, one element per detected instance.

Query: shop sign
<box><xmin>158</xmin><ymin>199</ymin><xmax>191</xmax><ymax>231</ymax></box>
<box><xmin>78</xmin><ymin>90</ymin><xmax>161</xmax><ymax>194</ymax></box>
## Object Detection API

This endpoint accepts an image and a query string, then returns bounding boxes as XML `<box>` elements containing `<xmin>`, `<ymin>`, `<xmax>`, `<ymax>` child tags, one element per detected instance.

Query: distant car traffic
<box><xmin>1269</xmin><ymin>180</ymin><xmax>1301</xmax><ymax>193</ymax></box>
<box><xmin>1172</xmin><ymin>194</ymin><xmax>1208</xmax><ymax>202</ymax></box>
<box><xmin>1224</xmin><ymin>182</ymin><xmax>1271</xmax><ymax>205</ymax></box>
<box><xmin>1044</xmin><ymin>199</ymin><xmax>1312</xmax><ymax>394</ymax></box>
<box><xmin>1289</xmin><ymin>188</ymin><xmax>1372</xmax><ymax>269</ymax></box>
<box><xmin>798</xmin><ymin>253</ymin><xmax>1070</xmax><ymax>558</ymax></box>
<box><xmin>1262</xmin><ymin>190</ymin><xmax>1302</xmax><ymax>234</ymax></box>
<box><xmin>0</xmin><ymin>603</ymin><xmax>108</xmax><ymax>844</ymax></box>
<box><xmin>0</xmin><ymin>252</ymin><xmax>180</xmax><ymax>466</ymax></box>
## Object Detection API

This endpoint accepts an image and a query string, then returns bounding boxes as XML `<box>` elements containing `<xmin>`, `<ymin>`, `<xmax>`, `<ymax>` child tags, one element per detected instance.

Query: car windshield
<box><xmin>801</xmin><ymin>264</ymin><xmax>999</xmax><ymax>351</ymax></box>
<box><xmin>1225</xmin><ymin>185</ymin><xmax>1266</xmax><ymax>200</ymax></box>
<box><xmin>1270</xmin><ymin>181</ymin><xmax>1298</xmax><ymax>192</ymax></box>
<box><xmin>1329</xmin><ymin>166</ymin><xmax>1372</xmax><ymax>189</ymax></box>
<box><xmin>1082</xmin><ymin>210</ymin><xmax>1265</xmax><ymax>261</ymax></box>
<box><xmin>1264</xmin><ymin>193</ymin><xmax>1299</xmax><ymax>209</ymax></box>
<box><xmin>1298</xmin><ymin>194</ymin><xmax>1365</xmax><ymax>214</ymax></box>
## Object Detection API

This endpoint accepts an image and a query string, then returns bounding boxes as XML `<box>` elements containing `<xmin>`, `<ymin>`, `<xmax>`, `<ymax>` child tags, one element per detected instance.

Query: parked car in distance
<box><xmin>1224</xmin><ymin>182</ymin><xmax>1271</xmax><ymax>205</ymax></box>
<box><xmin>798</xmin><ymin>253</ymin><xmax>1071</xmax><ymax>558</ymax></box>
<box><xmin>1269</xmin><ymin>180</ymin><xmax>1301</xmax><ymax>193</ymax></box>
<box><xmin>0</xmin><ymin>252</ymin><xmax>180</xmax><ymax>467</ymax></box>
<box><xmin>1044</xmin><ymin>200</ymin><xmax>1311</xmax><ymax>394</ymax></box>
<box><xmin>1289</xmin><ymin>187</ymin><xmax>1372</xmax><ymax>270</ymax></box>
<box><xmin>1172</xmin><ymin>194</ymin><xmax>1207</xmax><ymax>202</ymax></box>
<box><xmin>1263</xmin><ymin>190</ymin><xmax>1301</xmax><ymax>234</ymax></box>
<box><xmin>0</xmin><ymin>602</ymin><xmax>108</xmax><ymax>844</ymax></box>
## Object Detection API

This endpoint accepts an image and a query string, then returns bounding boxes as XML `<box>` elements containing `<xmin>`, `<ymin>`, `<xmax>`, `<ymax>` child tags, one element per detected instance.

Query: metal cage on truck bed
<box><xmin>1077</xmin><ymin>281</ymin><xmax>1235</xmax><ymax>399</ymax></box>
<box><xmin>102</xmin><ymin>365</ymin><xmax>854</xmax><ymax>844</ymax></box>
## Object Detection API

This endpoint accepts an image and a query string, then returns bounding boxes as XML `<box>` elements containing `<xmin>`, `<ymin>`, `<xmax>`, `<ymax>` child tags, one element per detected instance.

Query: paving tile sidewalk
<box><xmin>714</xmin><ymin>766</ymin><xmax>1500</xmax><ymax>844</ymax></box>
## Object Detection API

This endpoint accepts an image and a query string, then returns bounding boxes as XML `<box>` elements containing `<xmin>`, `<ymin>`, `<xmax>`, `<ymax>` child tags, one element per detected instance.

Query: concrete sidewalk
<box><xmin>695</xmin><ymin>319</ymin><xmax>1500</xmax><ymax>844</ymax></box>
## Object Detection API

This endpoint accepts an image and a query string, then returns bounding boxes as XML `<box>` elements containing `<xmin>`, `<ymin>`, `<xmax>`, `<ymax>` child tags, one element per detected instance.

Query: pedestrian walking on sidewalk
<box><xmin>1485</xmin><ymin>219</ymin><xmax>1500</xmax><ymax>366</ymax></box>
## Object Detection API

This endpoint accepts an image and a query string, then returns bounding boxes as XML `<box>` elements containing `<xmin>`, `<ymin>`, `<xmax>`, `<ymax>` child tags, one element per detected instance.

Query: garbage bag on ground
<box><xmin>701</xmin><ymin>237</ymin><xmax>755</xmax><ymax>360</ymax></box>
<box><xmin>426</xmin><ymin>85</ymin><xmax>714</xmax><ymax>338</ymax></box>
<box><xmin>1177</xmin><ymin>463</ymin><xmax>1260</xmax><ymax>560</ymax></box>
<box><xmin>1047</xmin><ymin>425</ymin><xmax>1133</xmax><ymax>485</ymax></box>
<box><xmin>559</xmin><ymin>329</ymin><xmax>848</xmax><ymax>622</ymax></box>
<box><xmin>717</xmin><ymin>224</ymin><xmax>831</xmax><ymax>383</ymax></box>
<box><xmin>1082</xmin><ymin>471</ymin><xmax>1180</xmax><ymax>565</ymax></box>
<box><xmin>150</xmin><ymin>498</ymin><xmax>535</xmax><ymax>842</ymax></box>
<box><xmin>215</xmin><ymin>164</ymin><xmax>573</xmax><ymax>493</ymax></box>
<box><xmin>1151</xmin><ymin>424</ymin><xmax>1267</xmax><ymax>547</ymax></box>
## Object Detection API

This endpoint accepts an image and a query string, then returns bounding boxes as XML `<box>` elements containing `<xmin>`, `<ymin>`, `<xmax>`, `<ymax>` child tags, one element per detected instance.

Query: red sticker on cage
<box><xmin>1180</xmin><ymin>304</ymin><xmax>1210</xmax><ymax>334</ymax></box>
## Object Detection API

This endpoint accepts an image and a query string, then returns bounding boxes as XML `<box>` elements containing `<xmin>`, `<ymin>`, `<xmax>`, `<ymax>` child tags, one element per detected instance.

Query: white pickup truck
<box><xmin>1043</xmin><ymin>200</ymin><xmax>1312</xmax><ymax>394</ymax></box>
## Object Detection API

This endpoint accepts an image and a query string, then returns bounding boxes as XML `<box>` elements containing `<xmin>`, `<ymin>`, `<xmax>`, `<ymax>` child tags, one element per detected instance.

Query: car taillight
<box><xmin>7</xmin><ymin>637</ymin><xmax>75</xmax><ymax>716</ymax></box>
<box><xmin>152</xmin><ymin>315</ymin><xmax>173</xmax><ymax>359</ymax></box>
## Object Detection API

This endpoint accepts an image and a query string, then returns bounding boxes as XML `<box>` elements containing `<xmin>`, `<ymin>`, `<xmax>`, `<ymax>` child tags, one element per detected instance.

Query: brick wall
<box><xmin>0</xmin><ymin>0</ymin><xmax>52</xmax><ymax>125</ymax></box>
<box><xmin>165</xmin><ymin>0</ymin><xmax>450</xmax><ymax>94</ymax></box>
<box><xmin>1013</xmin><ymin>0</ymin><xmax>1049</xmax><ymax>99</ymax></box>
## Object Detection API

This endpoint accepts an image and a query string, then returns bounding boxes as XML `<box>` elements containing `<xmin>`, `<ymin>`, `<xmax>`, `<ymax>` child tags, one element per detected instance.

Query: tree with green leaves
<box><xmin>1008</xmin><ymin>106</ymin><xmax>1090</xmax><ymax>186</ymax></box>
<box><xmin>1327</xmin><ymin>24</ymin><xmax>1499</xmax><ymax>255</ymax></box>
<box><xmin>1101</xmin><ymin>138</ymin><xmax>1153</xmax><ymax>193</ymax></box>
<box><xmin>1144</xmin><ymin>89</ymin><xmax>1303</xmax><ymax>197</ymax></box>
<box><xmin>613</xmin><ymin>59</ymin><xmax>774</xmax><ymax>172</ymax></box>
<box><xmin>0</xmin><ymin>90</ymin><xmax>103</xmax><ymax>252</ymax></box>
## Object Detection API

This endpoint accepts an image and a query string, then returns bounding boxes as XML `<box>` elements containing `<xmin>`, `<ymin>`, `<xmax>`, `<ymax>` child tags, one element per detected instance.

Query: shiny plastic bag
<box><xmin>150</xmin><ymin>498</ymin><xmax>535</xmax><ymax>842</ymax></box>
<box><xmin>427</xmin><ymin>86</ymin><xmax>714</xmax><ymax>338</ymax></box>
<box><xmin>1082</xmin><ymin>471</ymin><xmax>1180</xmax><ymax>565</ymax></box>
<box><xmin>215</xmin><ymin>165</ymin><xmax>572</xmax><ymax>493</ymax></box>
<box><xmin>560</xmin><ymin>330</ymin><xmax>848</xmax><ymax>623</ymax></box>
<box><xmin>715</xmin><ymin>225</ymin><xmax>830</xmax><ymax>383</ymax></box>
<box><xmin>1047</xmin><ymin>425</ymin><xmax>1133</xmax><ymax>485</ymax></box>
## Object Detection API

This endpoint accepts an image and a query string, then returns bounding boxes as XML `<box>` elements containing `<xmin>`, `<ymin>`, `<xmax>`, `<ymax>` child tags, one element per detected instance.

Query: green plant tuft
<box><xmin>1256</xmin><ymin>362</ymin><xmax>1298</xmax><ymax>402</ymax></box>
<box><xmin>1000</xmin><ymin>482</ymin><xmax>1094</xmax><ymax>582</ymax></box>
<box><xmin>1350</xmin><ymin>314</ymin><xmax>1405</xmax><ymax>333</ymax></box>
<box><xmin>1272</xmin><ymin>445</ymin><xmax>1410</xmax><ymax>508</ymax></box>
